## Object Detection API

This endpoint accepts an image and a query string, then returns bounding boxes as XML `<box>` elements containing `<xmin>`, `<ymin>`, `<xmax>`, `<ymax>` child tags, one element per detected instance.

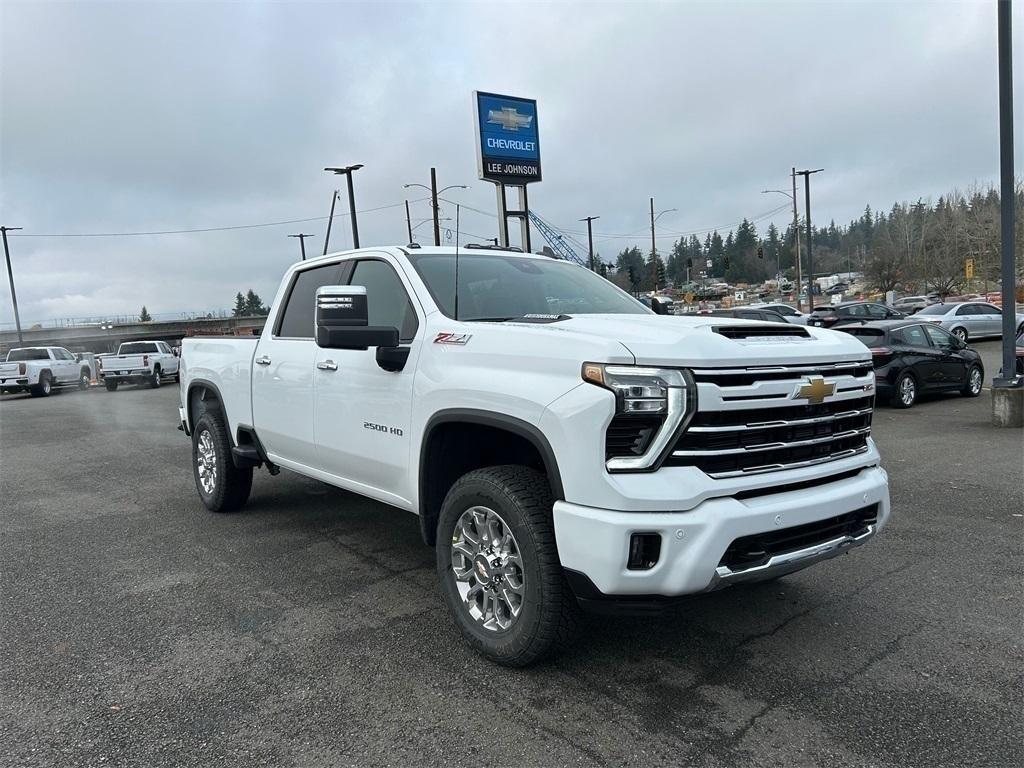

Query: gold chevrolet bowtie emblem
<box><xmin>796</xmin><ymin>376</ymin><xmax>835</xmax><ymax>404</ymax></box>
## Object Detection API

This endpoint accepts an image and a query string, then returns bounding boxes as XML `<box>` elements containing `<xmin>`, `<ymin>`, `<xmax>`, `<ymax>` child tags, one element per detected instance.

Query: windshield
<box><xmin>6</xmin><ymin>348</ymin><xmax>50</xmax><ymax>361</ymax></box>
<box><xmin>408</xmin><ymin>253</ymin><xmax>650</xmax><ymax>320</ymax></box>
<box><xmin>916</xmin><ymin>304</ymin><xmax>951</xmax><ymax>315</ymax></box>
<box><xmin>119</xmin><ymin>342</ymin><xmax>159</xmax><ymax>354</ymax></box>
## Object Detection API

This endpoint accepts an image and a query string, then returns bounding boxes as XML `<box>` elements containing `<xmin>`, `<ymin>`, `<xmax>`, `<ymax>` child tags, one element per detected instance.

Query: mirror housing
<box><xmin>315</xmin><ymin>285</ymin><xmax>400</xmax><ymax>351</ymax></box>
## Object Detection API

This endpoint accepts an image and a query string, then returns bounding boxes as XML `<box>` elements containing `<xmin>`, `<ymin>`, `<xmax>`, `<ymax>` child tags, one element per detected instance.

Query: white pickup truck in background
<box><xmin>99</xmin><ymin>340</ymin><xmax>180</xmax><ymax>391</ymax></box>
<box><xmin>178</xmin><ymin>245</ymin><xmax>890</xmax><ymax>666</ymax></box>
<box><xmin>0</xmin><ymin>346</ymin><xmax>92</xmax><ymax>397</ymax></box>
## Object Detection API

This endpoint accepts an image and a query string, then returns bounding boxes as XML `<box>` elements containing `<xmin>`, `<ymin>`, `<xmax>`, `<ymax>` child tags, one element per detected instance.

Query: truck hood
<box><xmin>508</xmin><ymin>314</ymin><xmax>870</xmax><ymax>367</ymax></box>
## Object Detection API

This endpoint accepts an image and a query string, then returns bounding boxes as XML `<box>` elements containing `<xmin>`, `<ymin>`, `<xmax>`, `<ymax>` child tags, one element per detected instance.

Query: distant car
<box><xmin>747</xmin><ymin>302</ymin><xmax>809</xmax><ymax>325</ymax></box>
<box><xmin>0</xmin><ymin>346</ymin><xmax>92</xmax><ymax>397</ymax></box>
<box><xmin>807</xmin><ymin>301</ymin><xmax>906</xmax><ymax>328</ymax></box>
<box><xmin>98</xmin><ymin>340</ymin><xmax>180</xmax><ymax>390</ymax></box>
<box><xmin>702</xmin><ymin>307</ymin><xmax>791</xmax><ymax>323</ymax></box>
<box><xmin>913</xmin><ymin>302</ymin><xmax>1024</xmax><ymax>343</ymax></box>
<box><xmin>639</xmin><ymin>295</ymin><xmax>675</xmax><ymax>315</ymax></box>
<box><xmin>826</xmin><ymin>282</ymin><xmax>849</xmax><ymax>295</ymax></box>
<box><xmin>837</xmin><ymin>320</ymin><xmax>984</xmax><ymax>408</ymax></box>
<box><xmin>892</xmin><ymin>295</ymin><xmax>930</xmax><ymax>314</ymax></box>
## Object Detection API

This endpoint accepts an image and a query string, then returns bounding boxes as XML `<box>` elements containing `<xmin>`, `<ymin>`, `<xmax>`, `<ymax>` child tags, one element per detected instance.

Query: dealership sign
<box><xmin>474</xmin><ymin>91</ymin><xmax>541</xmax><ymax>184</ymax></box>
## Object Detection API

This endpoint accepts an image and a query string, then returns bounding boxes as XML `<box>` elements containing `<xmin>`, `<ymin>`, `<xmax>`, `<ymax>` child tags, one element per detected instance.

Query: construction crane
<box><xmin>527</xmin><ymin>212</ymin><xmax>589</xmax><ymax>266</ymax></box>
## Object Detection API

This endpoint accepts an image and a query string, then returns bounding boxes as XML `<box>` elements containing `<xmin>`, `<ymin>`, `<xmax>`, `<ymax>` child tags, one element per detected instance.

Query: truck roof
<box><xmin>299</xmin><ymin>245</ymin><xmax>554</xmax><ymax>270</ymax></box>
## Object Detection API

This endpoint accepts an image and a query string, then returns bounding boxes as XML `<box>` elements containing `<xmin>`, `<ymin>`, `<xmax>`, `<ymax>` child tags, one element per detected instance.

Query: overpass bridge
<box><xmin>0</xmin><ymin>316</ymin><xmax>267</xmax><ymax>355</ymax></box>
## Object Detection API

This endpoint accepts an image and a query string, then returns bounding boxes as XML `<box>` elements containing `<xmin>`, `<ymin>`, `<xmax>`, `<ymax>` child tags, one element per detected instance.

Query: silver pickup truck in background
<box><xmin>98</xmin><ymin>341</ymin><xmax>180</xmax><ymax>391</ymax></box>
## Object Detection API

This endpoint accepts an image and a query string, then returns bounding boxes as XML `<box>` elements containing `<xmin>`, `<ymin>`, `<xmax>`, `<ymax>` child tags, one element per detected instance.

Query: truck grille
<box><xmin>666</xmin><ymin>363</ymin><xmax>874</xmax><ymax>478</ymax></box>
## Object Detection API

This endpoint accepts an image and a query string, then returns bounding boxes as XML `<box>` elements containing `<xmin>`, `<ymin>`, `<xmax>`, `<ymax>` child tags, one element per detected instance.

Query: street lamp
<box><xmin>288</xmin><ymin>233</ymin><xmax>314</xmax><ymax>261</ymax></box>
<box><xmin>579</xmin><ymin>215</ymin><xmax>600</xmax><ymax>271</ymax></box>
<box><xmin>649</xmin><ymin>200</ymin><xmax>677</xmax><ymax>291</ymax></box>
<box><xmin>1</xmin><ymin>225</ymin><xmax>24</xmax><ymax>344</ymax></box>
<box><xmin>405</xmin><ymin>167</ymin><xmax>467</xmax><ymax>246</ymax></box>
<box><xmin>795</xmin><ymin>168</ymin><xmax>824</xmax><ymax>310</ymax></box>
<box><xmin>323</xmin><ymin>164</ymin><xmax>363</xmax><ymax>252</ymax></box>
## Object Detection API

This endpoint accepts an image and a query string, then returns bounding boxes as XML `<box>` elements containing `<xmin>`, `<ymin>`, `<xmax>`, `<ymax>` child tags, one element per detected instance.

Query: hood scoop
<box><xmin>714</xmin><ymin>325</ymin><xmax>810</xmax><ymax>340</ymax></box>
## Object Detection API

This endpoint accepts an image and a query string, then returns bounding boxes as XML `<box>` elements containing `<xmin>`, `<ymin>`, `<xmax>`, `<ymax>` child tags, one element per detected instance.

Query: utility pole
<box><xmin>580</xmin><ymin>215</ymin><xmax>600</xmax><ymax>271</ymax></box>
<box><xmin>1</xmin><ymin>227</ymin><xmax>24</xmax><ymax>344</ymax></box>
<box><xmin>405</xmin><ymin>200</ymin><xmax>413</xmax><ymax>243</ymax></box>
<box><xmin>322</xmin><ymin>190</ymin><xmax>338</xmax><ymax>255</ymax></box>
<box><xmin>650</xmin><ymin>198</ymin><xmax>657</xmax><ymax>289</ymax></box>
<box><xmin>288</xmin><ymin>233</ymin><xmax>313</xmax><ymax>261</ymax></box>
<box><xmin>796</xmin><ymin>169</ymin><xmax>824</xmax><ymax>311</ymax></box>
<box><xmin>792</xmin><ymin>167</ymin><xmax>802</xmax><ymax>310</ymax></box>
<box><xmin>430</xmin><ymin>167</ymin><xmax>440</xmax><ymax>247</ymax></box>
<box><xmin>324</xmin><ymin>164</ymin><xmax>363</xmax><ymax>250</ymax></box>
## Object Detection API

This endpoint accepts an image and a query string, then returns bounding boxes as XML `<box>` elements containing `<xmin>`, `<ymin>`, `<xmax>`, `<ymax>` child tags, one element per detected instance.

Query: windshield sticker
<box><xmin>434</xmin><ymin>332</ymin><xmax>472</xmax><ymax>345</ymax></box>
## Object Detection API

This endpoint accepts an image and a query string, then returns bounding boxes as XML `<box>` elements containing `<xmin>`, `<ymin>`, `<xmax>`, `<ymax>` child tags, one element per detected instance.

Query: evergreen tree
<box><xmin>232</xmin><ymin>292</ymin><xmax>246</xmax><ymax>317</ymax></box>
<box><xmin>139</xmin><ymin>306</ymin><xmax>152</xmax><ymax>322</ymax></box>
<box><xmin>244</xmin><ymin>289</ymin><xmax>268</xmax><ymax>316</ymax></box>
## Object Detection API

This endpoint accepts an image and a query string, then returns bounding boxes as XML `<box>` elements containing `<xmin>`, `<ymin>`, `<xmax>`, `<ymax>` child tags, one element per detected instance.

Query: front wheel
<box><xmin>436</xmin><ymin>465</ymin><xmax>581</xmax><ymax>667</ymax></box>
<box><xmin>150</xmin><ymin>367</ymin><xmax>162</xmax><ymax>388</ymax></box>
<box><xmin>952</xmin><ymin>327</ymin><xmax>968</xmax><ymax>343</ymax></box>
<box><xmin>192</xmin><ymin>410</ymin><xmax>252</xmax><ymax>512</ymax></box>
<box><xmin>104</xmin><ymin>380</ymin><xmax>119</xmax><ymax>392</ymax></box>
<box><xmin>893</xmin><ymin>372</ymin><xmax>917</xmax><ymax>409</ymax></box>
<box><xmin>962</xmin><ymin>365</ymin><xmax>983</xmax><ymax>397</ymax></box>
<box><xmin>78</xmin><ymin>368</ymin><xmax>91</xmax><ymax>390</ymax></box>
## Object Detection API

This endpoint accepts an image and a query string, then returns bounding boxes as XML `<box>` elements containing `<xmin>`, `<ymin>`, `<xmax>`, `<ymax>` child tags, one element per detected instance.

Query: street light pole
<box><xmin>792</xmin><ymin>168</ymin><xmax>802</xmax><ymax>310</ymax></box>
<box><xmin>288</xmin><ymin>233</ymin><xmax>313</xmax><ymax>261</ymax></box>
<box><xmin>405</xmin><ymin>200</ymin><xmax>413</xmax><ymax>243</ymax></box>
<box><xmin>648</xmin><ymin>200</ymin><xmax>677</xmax><ymax>291</ymax></box>
<box><xmin>324</xmin><ymin>164</ymin><xmax>364</xmax><ymax>250</ymax></box>
<box><xmin>579</xmin><ymin>215</ymin><xmax>600</xmax><ymax>271</ymax></box>
<box><xmin>1</xmin><ymin>226</ymin><xmax>24</xmax><ymax>344</ymax></box>
<box><xmin>996</xmin><ymin>0</ymin><xmax>1017</xmax><ymax>389</ymax></box>
<box><xmin>795</xmin><ymin>169</ymin><xmax>824</xmax><ymax>311</ymax></box>
<box><xmin>322</xmin><ymin>190</ymin><xmax>338</xmax><ymax>255</ymax></box>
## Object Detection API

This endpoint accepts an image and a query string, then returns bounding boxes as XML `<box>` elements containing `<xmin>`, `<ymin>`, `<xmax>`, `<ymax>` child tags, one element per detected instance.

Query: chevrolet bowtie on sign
<box><xmin>474</xmin><ymin>91</ymin><xmax>541</xmax><ymax>184</ymax></box>
<box><xmin>796</xmin><ymin>376</ymin><xmax>836</xmax><ymax>405</ymax></box>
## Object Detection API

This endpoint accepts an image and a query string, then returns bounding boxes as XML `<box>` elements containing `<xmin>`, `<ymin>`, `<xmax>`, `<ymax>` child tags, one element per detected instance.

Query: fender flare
<box><xmin>185</xmin><ymin>378</ymin><xmax>231</xmax><ymax>440</ymax></box>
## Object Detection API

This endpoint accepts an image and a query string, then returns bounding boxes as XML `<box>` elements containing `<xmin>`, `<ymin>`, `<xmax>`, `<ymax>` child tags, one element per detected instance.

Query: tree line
<box><xmin>232</xmin><ymin>289</ymin><xmax>269</xmax><ymax>317</ymax></box>
<box><xmin>611</xmin><ymin>182</ymin><xmax>1023</xmax><ymax>295</ymax></box>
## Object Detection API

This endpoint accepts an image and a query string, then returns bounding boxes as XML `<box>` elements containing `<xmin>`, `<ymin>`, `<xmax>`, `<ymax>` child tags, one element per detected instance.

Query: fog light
<box><xmin>627</xmin><ymin>533</ymin><xmax>661</xmax><ymax>570</ymax></box>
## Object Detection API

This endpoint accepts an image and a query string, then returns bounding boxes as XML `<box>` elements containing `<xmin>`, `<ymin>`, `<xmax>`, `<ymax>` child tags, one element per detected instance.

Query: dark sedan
<box><xmin>837</xmin><ymin>320</ymin><xmax>984</xmax><ymax>408</ymax></box>
<box><xmin>808</xmin><ymin>301</ymin><xmax>906</xmax><ymax>328</ymax></box>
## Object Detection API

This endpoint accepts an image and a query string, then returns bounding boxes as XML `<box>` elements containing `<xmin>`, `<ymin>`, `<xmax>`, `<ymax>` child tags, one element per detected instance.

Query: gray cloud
<box><xmin>1</xmin><ymin>0</ymin><xmax>1020</xmax><ymax>324</ymax></box>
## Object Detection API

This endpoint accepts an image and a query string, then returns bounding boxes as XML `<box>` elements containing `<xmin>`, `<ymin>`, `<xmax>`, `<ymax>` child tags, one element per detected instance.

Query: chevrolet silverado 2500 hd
<box><xmin>178</xmin><ymin>246</ymin><xmax>890</xmax><ymax>665</ymax></box>
<box><xmin>100</xmin><ymin>340</ymin><xmax>180</xmax><ymax>390</ymax></box>
<box><xmin>1</xmin><ymin>346</ymin><xmax>91</xmax><ymax>396</ymax></box>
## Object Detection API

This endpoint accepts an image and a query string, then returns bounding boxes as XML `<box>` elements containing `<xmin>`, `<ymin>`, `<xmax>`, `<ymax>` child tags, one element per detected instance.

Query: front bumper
<box><xmin>553</xmin><ymin>465</ymin><xmax>889</xmax><ymax>602</ymax></box>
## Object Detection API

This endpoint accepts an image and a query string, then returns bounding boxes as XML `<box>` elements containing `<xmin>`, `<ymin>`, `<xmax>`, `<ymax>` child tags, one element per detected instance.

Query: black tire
<box><xmin>893</xmin><ymin>371</ymin><xmax>917</xmax><ymax>409</ymax></box>
<box><xmin>104</xmin><ymin>380</ymin><xmax>119</xmax><ymax>392</ymax></box>
<box><xmin>150</xmin><ymin>366</ymin><xmax>162</xmax><ymax>388</ymax></box>
<box><xmin>952</xmin><ymin>327</ymin><xmax>968</xmax><ymax>343</ymax></box>
<box><xmin>29</xmin><ymin>372</ymin><xmax>52</xmax><ymax>398</ymax></box>
<box><xmin>175</xmin><ymin>371</ymin><xmax>181</xmax><ymax>383</ymax></box>
<box><xmin>436</xmin><ymin>465</ymin><xmax>582</xmax><ymax>667</ymax></box>
<box><xmin>78</xmin><ymin>368</ymin><xmax>91</xmax><ymax>390</ymax></box>
<box><xmin>192</xmin><ymin>410</ymin><xmax>253</xmax><ymax>513</ymax></box>
<box><xmin>962</xmin><ymin>364</ymin><xmax>984</xmax><ymax>397</ymax></box>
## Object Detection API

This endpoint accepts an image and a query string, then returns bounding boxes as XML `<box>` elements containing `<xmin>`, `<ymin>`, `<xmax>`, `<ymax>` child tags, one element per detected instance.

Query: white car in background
<box><xmin>748</xmin><ymin>303</ymin><xmax>809</xmax><ymax>325</ymax></box>
<box><xmin>0</xmin><ymin>346</ymin><xmax>92</xmax><ymax>397</ymax></box>
<box><xmin>914</xmin><ymin>302</ymin><xmax>1024</xmax><ymax>343</ymax></box>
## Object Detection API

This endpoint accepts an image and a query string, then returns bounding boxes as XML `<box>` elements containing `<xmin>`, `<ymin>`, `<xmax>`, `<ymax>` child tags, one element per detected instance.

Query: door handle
<box><xmin>317</xmin><ymin>360</ymin><xmax>338</xmax><ymax>371</ymax></box>
<box><xmin>255</xmin><ymin>356</ymin><xmax>272</xmax><ymax>366</ymax></box>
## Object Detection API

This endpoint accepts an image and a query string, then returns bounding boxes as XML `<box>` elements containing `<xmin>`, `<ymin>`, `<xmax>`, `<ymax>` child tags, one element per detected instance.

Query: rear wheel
<box><xmin>192</xmin><ymin>410</ymin><xmax>252</xmax><ymax>512</ymax></box>
<box><xmin>436</xmin><ymin>465</ymin><xmax>581</xmax><ymax>667</ymax></box>
<box><xmin>30</xmin><ymin>372</ymin><xmax>52</xmax><ymax>398</ymax></box>
<box><xmin>105</xmin><ymin>380</ymin><xmax>119</xmax><ymax>392</ymax></box>
<box><xmin>893</xmin><ymin>372</ymin><xmax>917</xmax><ymax>409</ymax></box>
<box><xmin>962</xmin><ymin>365</ymin><xmax>983</xmax><ymax>397</ymax></box>
<box><xmin>150</xmin><ymin>366</ymin><xmax>162</xmax><ymax>388</ymax></box>
<box><xmin>952</xmin><ymin>327</ymin><xmax>968</xmax><ymax>343</ymax></box>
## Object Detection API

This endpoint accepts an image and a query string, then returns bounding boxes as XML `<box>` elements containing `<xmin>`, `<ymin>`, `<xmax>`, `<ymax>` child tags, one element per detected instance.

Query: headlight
<box><xmin>582</xmin><ymin>363</ymin><xmax>697</xmax><ymax>471</ymax></box>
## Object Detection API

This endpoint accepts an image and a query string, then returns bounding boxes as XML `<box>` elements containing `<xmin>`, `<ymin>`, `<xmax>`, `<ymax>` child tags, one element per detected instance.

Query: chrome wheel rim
<box><xmin>80</xmin><ymin>373</ymin><xmax>89</xmax><ymax>389</ymax></box>
<box><xmin>953</xmin><ymin>328</ymin><xmax>967</xmax><ymax>341</ymax></box>
<box><xmin>153</xmin><ymin>373</ymin><xmax>161</xmax><ymax>388</ymax></box>
<box><xmin>969</xmin><ymin>367</ymin><xmax>982</xmax><ymax>394</ymax></box>
<box><xmin>42</xmin><ymin>378</ymin><xmax>50</xmax><ymax>394</ymax></box>
<box><xmin>900</xmin><ymin>376</ymin><xmax>915</xmax><ymax>406</ymax></box>
<box><xmin>450</xmin><ymin>506</ymin><xmax>525</xmax><ymax>632</ymax></box>
<box><xmin>196</xmin><ymin>430</ymin><xmax>217</xmax><ymax>495</ymax></box>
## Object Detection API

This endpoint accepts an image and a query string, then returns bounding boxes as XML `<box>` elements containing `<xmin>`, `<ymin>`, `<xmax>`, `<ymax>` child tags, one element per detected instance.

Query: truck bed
<box><xmin>180</xmin><ymin>337</ymin><xmax>259</xmax><ymax>437</ymax></box>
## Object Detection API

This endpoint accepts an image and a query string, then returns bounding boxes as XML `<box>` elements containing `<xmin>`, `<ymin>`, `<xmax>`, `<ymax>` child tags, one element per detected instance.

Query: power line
<box><xmin>7</xmin><ymin>199</ymin><xmax>427</xmax><ymax>238</ymax></box>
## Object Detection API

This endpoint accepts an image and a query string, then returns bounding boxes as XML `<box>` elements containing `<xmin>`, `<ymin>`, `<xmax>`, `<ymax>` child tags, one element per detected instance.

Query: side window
<box><xmin>977</xmin><ymin>304</ymin><xmax>1001</xmax><ymax>315</ymax></box>
<box><xmin>776</xmin><ymin>306</ymin><xmax>796</xmax><ymax>316</ymax></box>
<box><xmin>276</xmin><ymin>263</ymin><xmax>342</xmax><ymax>338</ymax></box>
<box><xmin>349</xmin><ymin>260</ymin><xmax>419</xmax><ymax>342</ymax></box>
<box><xmin>897</xmin><ymin>325</ymin><xmax>930</xmax><ymax>347</ymax></box>
<box><xmin>737</xmin><ymin>311</ymin><xmax>760</xmax><ymax>320</ymax></box>
<box><xmin>956</xmin><ymin>304</ymin><xmax>977</xmax><ymax>316</ymax></box>
<box><xmin>847</xmin><ymin>305</ymin><xmax>867</xmax><ymax>317</ymax></box>
<box><xmin>866</xmin><ymin>304</ymin><xmax>888</xmax><ymax>319</ymax></box>
<box><xmin>55</xmin><ymin>349</ymin><xmax>73</xmax><ymax>361</ymax></box>
<box><xmin>922</xmin><ymin>324</ymin><xmax>954</xmax><ymax>347</ymax></box>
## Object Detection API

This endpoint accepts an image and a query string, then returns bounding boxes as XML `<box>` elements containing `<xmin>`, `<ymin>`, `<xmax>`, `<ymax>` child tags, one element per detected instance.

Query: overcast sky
<box><xmin>1</xmin><ymin>0</ymin><xmax>1020</xmax><ymax>325</ymax></box>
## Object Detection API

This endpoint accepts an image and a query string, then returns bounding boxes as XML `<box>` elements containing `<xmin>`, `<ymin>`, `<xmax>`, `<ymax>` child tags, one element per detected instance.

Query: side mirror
<box><xmin>315</xmin><ymin>286</ymin><xmax>399</xmax><ymax>350</ymax></box>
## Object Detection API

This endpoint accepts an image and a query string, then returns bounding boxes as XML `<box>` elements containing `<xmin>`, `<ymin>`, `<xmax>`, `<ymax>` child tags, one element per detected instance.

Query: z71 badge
<box><xmin>434</xmin><ymin>332</ymin><xmax>472</xmax><ymax>345</ymax></box>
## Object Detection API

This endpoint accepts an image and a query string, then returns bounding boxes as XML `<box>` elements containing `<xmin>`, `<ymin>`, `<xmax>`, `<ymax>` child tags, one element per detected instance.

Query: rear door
<box><xmin>53</xmin><ymin>348</ymin><xmax>78</xmax><ymax>382</ymax></box>
<box><xmin>892</xmin><ymin>324</ymin><xmax>943</xmax><ymax>388</ymax></box>
<box><xmin>252</xmin><ymin>260</ymin><xmax>343</xmax><ymax>468</ymax></box>
<box><xmin>974</xmin><ymin>303</ymin><xmax>1003</xmax><ymax>336</ymax></box>
<box><xmin>313</xmin><ymin>255</ymin><xmax>422</xmax><ymax>504</ymax></box>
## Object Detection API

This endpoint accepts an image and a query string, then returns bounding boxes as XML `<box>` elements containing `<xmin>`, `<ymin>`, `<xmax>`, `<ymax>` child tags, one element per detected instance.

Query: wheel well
<box><xmin>39</xmin><ymin>368</ymin><xmax>52</xmax><ymax>382</ymax></box>
<box><xmin>418</xmin><ymin>419</ymin><xmax>560</xmax><ymax>546</ymax></box>
<box><xmin>188</xmin><ymin>384</ymin><xmax>225</xmax><ymax>431</ymax></box>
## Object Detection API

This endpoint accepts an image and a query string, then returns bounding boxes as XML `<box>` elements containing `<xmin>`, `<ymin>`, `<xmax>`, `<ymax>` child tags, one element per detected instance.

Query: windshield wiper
<box><xmin>465</xmin><ymin>316</ymin><xmax>518</xmax><ymax>322</ymax></box>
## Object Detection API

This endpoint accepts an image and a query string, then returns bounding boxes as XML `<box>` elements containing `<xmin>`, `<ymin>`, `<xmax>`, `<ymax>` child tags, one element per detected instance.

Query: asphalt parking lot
<box><xmin>2</xmin><ymin>339</ymin><xmax>1021</xmax><ymax>768</ymax></box>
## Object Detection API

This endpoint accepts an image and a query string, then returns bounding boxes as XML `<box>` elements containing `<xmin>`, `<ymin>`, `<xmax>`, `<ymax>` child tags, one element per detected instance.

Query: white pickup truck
<box><xmin>0</xmin><ymin>346</ymin><xmax>92</xmax><ymax>397</ymax></box>
<box><xmin>178</xmin><ymin>245</ymin><xmax>890</xmax><ymax>665</ymax></box>
<box><xmin>99</xmin><ymin>340</ymin><xmax>180</xmax><ymax>391</ymax></box>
